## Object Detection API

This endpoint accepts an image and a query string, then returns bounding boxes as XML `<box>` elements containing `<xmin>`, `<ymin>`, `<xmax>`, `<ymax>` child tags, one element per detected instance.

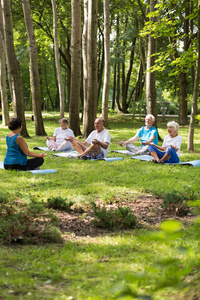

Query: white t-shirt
<box><xmin>53</xmin><ymin>127</ymin><xmax>75</xmax><ymax>145</ymax></box>
<box><xmin>86</xmin><ymin>129</ymin><xmax>111</xmax><ymax>157</ymax></box>
<box><xmin>162</xmin><ymin>134</ymin><xmax>182</xmax><ymax>156</ymax></box>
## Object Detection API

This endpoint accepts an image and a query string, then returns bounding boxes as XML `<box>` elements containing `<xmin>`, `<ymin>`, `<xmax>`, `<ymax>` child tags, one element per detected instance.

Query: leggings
<box><xmin>4</xmin><ymin>157</ymin><xmax>44</xmax><ymax>171</ymax></box>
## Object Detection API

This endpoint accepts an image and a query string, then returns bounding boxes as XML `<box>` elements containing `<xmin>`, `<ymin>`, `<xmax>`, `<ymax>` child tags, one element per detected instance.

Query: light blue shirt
<box><xmin>137</xmin><ymin>126</ymin><xmax>158</xmax><ymax>146</ymax></box>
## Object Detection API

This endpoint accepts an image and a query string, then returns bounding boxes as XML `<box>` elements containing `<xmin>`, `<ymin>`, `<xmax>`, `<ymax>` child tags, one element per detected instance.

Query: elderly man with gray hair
<box><xmin>147</xmin><ymin>121</ymin><xmax>182</xmax><ymax>164</ymax></box>
<box><xmin>118</xmin><ymin>114</ymin><xmax>158</xmax><ymax>155</ymax></box>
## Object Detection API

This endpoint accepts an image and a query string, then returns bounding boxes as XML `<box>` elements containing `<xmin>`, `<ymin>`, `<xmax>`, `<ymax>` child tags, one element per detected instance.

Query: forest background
<box><xmin>0</xmin><ymin>0</ymin><xmax>200</xmax><ymax>150</ymax></box>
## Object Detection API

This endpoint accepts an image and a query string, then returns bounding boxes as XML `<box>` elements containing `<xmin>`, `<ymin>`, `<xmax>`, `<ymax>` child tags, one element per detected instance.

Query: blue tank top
<box><xmin>4</xmin><ymin>134</ymin><xmax>27</xmax><ymax>166</ymax></box>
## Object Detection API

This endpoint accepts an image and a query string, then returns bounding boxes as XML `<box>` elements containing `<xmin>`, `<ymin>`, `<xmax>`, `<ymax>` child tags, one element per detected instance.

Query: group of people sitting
<box><xmin>3</xmin><ymin>114</ymin><xmax>182</xmax><ymax>171</ymax></box>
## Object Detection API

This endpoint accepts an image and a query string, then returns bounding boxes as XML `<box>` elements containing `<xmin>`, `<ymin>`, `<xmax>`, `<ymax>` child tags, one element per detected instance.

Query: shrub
<box><xmin>91</xmin><ymin>203</ymin><xmax>137</xmax><ymax>229</ymax></box>
<box><xmin>162</xmin><ymin>191</ymin><xmax>190</xmax><ymax>216</ymax></box>
<box><xmin>45</xmin><ymin>196</ymin><xmax>74</xmax><ymax>212</ymax></box>
<box><xmin>0</xmin><ymin>200</ymin><xmax>62</xmax><ymax>244</ymax></box>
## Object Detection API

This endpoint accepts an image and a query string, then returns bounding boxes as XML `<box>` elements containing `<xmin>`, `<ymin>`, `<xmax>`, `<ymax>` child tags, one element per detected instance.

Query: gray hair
<box><xmin>145</xmin><ymin>114</ymin><xmax>155</xmax><ymax>122</ymax></box>
<box><xmin>59</xmin><ymin>118</ymin><xmax>68</xmax><ymax>124</ymax></box>
<box><xmin>167</xmin><ymin>121</ymin><xmax>179</xmax><ymax>133</ymax></box>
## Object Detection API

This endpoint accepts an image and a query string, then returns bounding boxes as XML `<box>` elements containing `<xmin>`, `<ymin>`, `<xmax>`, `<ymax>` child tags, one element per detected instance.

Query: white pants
<box><xmin>46</xmin><ymin>140</ymin><xmax>73</xmax><ymax>151</ymax></box>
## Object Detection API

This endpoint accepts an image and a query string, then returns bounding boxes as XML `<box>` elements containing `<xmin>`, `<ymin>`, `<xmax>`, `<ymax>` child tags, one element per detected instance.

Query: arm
<box><xmin>65</xmin><ymin>136</ymin><xmax>89</xmax><ymax>147</ymax></box>
<box><xmin>17</xmin><ymin>136</ymin><xmax>47</xmax><ymax>158</ymax></box>
<box><xmin>118</xmin><ymin>134</ymin><xmax>139</xmax><ymax>147</ymax></box>
<box><xmin>92</xmin><ymin>139</ymin><xmax>109</xmax><ymax>149</ymax></box>
<box><xmin>142</xmin><ymin>133</ymin><xmax>156</xmax><ymax>145</ymax></box>
<box><xmin>46</xmin><ymin>136</ymin><xmax>56</xmax><ymax>142</ymax></box>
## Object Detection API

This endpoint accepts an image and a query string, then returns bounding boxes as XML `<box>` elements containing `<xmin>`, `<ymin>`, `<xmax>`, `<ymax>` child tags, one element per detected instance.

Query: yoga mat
<box><xmin>52</xmin><ymin>152</ymin><xmax>79</xmax><ymax>158</ymax></box>
<box><xmin>0</xmin><ymin>161</ymin><xmax>57</xmax><ymax>174</ymax></box>
<box><xmin>33</xmin><ymin>146</ymin><xmax>49</xmax><ymax>151</ymax></box>
<box><xmin>111</xmin><ymin>150</ymin><xmax>136</xmax><ymax>155</ymax></box>
<box><xmin>91</xmin><ymin>157</ymin><xmax>124</xmax><ymax>162</ymax></box>
<box><xmin>131</xmin><ymin>155</ymin><xmax>200</xmax><ymax>167</ymax></box>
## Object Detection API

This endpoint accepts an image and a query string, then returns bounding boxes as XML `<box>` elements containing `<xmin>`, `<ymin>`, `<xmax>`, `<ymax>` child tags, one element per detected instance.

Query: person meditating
<box><xmin>46</xmin><ymin>118</ymin><xmax>75</xmax><ymax>151</ymax></box>
<box><xmin>4</xmin><ymin>118</ymin><xmax>47</xmax><ymax>171</ymax></box>
<box><xmin>118</xmin><ymin>114</ymin><xmax>158</xmax><ymax>155</ymax></box>
<box><xmin>67</xmin><ymin>117</ymin><xmax>111</xmax><ymax>160</ymax></box>
<box><xmin>147</xmin><ymin>121</ymin><xmax>182</xmax><ymax>164</ymax></box>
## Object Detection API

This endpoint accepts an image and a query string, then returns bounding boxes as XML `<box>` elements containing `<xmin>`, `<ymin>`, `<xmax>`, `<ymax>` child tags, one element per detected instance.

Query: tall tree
<box><xmin>102</xmin><ymin>0</ymin><xmax>111</xmax><ymax>127</ymax></box>
<box><xmin>69</xmin><ymin>0</ymin><xmax>81</xmax><ymax>136</ymax></box>
<box><xmin>51</xmin><ymin>0</ymin><xmax>65</xmax><ymax>118</ymax></box>
<box><xmin>0</xmin><ymin>1</ymin><xmax>9</xmax><ymax>126</ymax></box>
<box><xmin>82</xmin><ymin>0</ymin><xmax>88</xmax><ymax>119</ymax></box>
<box><xmin>145</xmin><ymin>0</ymin><xmax>157</xmax><ymax>126</ymax></box>
<box><xmin>187</xmin><ymin>0</ymin><xmax>200</xmax><ymax>151</ymax></box>
<box><xmin>82</xmin><ymin>0</ymin><xmax>98</xmax><ymax>137</ymax></box>
<box><xmin>2</xmin><ymin>0</ymin><xmax>28</xmax><ymax>136</ymax></box>
<box><xmin>21</xmin><ymin>0</ymin><xmax>46</xmax><ymax>135</ymax></box>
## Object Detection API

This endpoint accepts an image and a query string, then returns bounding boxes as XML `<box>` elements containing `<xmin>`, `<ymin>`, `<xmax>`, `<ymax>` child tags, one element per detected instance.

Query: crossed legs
<box><xmin>71</xmin><ymin>140</ymin><xmax>101</xmax><ymax>158</ymax></box>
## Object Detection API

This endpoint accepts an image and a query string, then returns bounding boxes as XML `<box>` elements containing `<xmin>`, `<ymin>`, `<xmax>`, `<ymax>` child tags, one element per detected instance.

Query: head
<box><xmin>167</xmin><ymin>121</ymin><xmax>179</xmax><ymax>135</ymax></box>
<box><xmin>8</xmin><ymin>118</ymin><xmax>22</xmax><ymax>131</ymax></box>
<box><xmin>59</xmin><ymin>118</ymin><xmax>68</xmax><ymax>130</ymax></box>
<box><xmin>94</xmin><ymin>118</ymin><xmax>105</xmax><ymax>133</ymax></box>
<box><xmin>145</xmin><ymin>114</ymin><xmax>155</xmax><ymax>128</ymax></box>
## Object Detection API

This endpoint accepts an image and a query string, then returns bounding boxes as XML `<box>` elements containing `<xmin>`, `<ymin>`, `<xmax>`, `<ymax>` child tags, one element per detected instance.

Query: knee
<box><xmin>166</xmin><ymin>147</ymin><xmax>175</xmax><ymax>157</ymax></box>
<box><xmin>148</xmin><ymin>145</ymin><xmax>156</xmax><ymax>153</ymax></box>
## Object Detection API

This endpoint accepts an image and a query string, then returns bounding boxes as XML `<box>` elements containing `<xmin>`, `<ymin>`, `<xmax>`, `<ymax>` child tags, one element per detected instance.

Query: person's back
<box><xmin>4</xmin><ymin>134</ymin><xmax>27</xmax><ymax>166</ymax></box>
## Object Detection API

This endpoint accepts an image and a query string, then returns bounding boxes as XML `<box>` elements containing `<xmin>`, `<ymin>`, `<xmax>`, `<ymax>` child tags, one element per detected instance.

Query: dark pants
<box><xmin>4</xmin><ymin>157</ymin><xmax>44</xmax><ymax>171</ymax></box>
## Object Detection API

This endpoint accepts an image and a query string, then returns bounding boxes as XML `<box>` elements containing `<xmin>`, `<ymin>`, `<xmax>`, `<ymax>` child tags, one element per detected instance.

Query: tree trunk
<box><xmin>82</xmin><ymin>0</ymin><xmax>98</xmax><ymax>137</ymax></box>
<box><xmin>2</xmin><ymin>0</ymin><xmax>28</xmax><ymax>136</ymax></box>
<box><xmin>0</xmin><ymin>1</ymin><xmax>9</xmax><ymax>126</ymax></box>
<box><xmin>178</xmin><ymin>72</ymin><xmax>188</xmax><ymax>125</ymax></box>
<box><xmin>51</xmin><ymin>0</ymin><xmax>65</xmax><ymax>119</ymax></box>
<box><xmin>21</xmin><ymin>0</ymin><xmax>46</xmax><ymax>136</ymax></box>
<box><xmin>69</xmin><ymin>0</ymin><xmax>81</xmax><ymax>136</ymax></box>
<box><xmin>145</xmin><ymin>0</ymin><xmax>157</xmax><ymax>127</ymax></box>
<box><xmin>115</xmin><ymin>15</ymin><xmax>121</xmax><ymax>112</ymax></box>
<box><xmin>82</xmin><ymin>0</ymin><xmax>88</xmax><ymax>122</ymax></box>
<box><xmin>187</xmin><ymin>0</ymin><xmax>200</xmax><ymax>151</ymax></box>
<box><xmin>112</xmin><ymin>63</ymin><xmax>116</xmax><ymax>110</ymax></box>
<box><xmin>102</xmin><ymin>0</ymin><xmax>111</xmax><ymax>127</ymax></box>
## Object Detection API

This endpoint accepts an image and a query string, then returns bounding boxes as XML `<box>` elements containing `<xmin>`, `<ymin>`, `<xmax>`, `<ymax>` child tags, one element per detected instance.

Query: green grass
<box><xmin>0</xmin><ymin>112</ymin><xmax>200</xmax><ymax>299</ymax></box>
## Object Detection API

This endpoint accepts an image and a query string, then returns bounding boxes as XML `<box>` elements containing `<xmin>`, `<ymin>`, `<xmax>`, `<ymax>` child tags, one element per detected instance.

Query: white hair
<box><xmin>167</xmin><ymin>121</ymin><xmax>179</xmax><ymax>133</ymax></box>
<box><xmin>145</xmin><ymin>114</ymin><xmax>155</xmax><ymax>122</ymax></box>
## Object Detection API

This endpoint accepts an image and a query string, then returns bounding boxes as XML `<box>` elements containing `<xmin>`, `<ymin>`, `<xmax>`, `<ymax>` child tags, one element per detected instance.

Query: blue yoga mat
<box><xmin>91</xmin><ymin>157</ymin><xmax>123</xmax><ymax>162</ymax></box>
<box><xmin>131</xmin><ymin>155</ymin><xmax>200</xmax><ymax>167</ymax></box>
<box><xmin>0</xmin><ymin>161</ymin><xmax>57</xmax><ymax>174</ymax></box>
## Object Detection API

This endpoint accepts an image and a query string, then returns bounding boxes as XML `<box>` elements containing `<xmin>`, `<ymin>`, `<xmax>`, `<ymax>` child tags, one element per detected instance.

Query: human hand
<box><xmin>118</xmin><ymin>141</ymin><xmax>125</xmax><ymax>147</ymax></box>
<box><xmin>40</xmin><ymin>152</ymin><xmax>47</xmax><ymax>157</ymax></box>
<box><xmin>65</xmin><ymin>136</ymin><xmax>75</xmax><ymax>142</ymax></box>
<box><xmin>46</xmin><ymin>136</ymin><xmax>51</xmax><ymax>140</ymax></box>
<box><xmin>92</xmin><ymin>139</ymin><xmax>99</xmax><ymax>145</ymax></box>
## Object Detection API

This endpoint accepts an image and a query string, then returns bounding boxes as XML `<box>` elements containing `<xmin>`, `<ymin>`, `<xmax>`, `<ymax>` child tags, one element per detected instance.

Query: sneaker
<box><xmin>80</xmin><ymin>155</ymin><xmax>91</xmax><ymax>160</ymax></box>
<box><xmin>50</xmin><ymin>148</ymin><xmax>56</xmax><ymax>151</ymax></box>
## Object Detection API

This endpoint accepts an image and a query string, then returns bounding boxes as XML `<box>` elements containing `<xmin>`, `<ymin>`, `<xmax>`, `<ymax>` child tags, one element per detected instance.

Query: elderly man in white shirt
<box><xmin>67</xmin><ymin>117</ymin><xmax>111</xmax><ymax>160</ymax></box>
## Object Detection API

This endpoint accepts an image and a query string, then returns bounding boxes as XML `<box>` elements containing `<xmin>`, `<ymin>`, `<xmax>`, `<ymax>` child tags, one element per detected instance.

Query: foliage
<box><xmin>162</xmin><ymin>190</ymin><xmax>190</xmax><ymax>216</ymax></box>
<box><xmin>0</xmin><ymin>198</ymin><xmax>62</xmax><ymax>244</ymax></box>
<box><xmin>45</xmin><ymin>196</ymin><xmax>74</xmax><ymax>212</ymax></box>
<box><xmin>92</xmin><ymin>202</ymin><xmax>137</xmax><ymax>229</ymax></box>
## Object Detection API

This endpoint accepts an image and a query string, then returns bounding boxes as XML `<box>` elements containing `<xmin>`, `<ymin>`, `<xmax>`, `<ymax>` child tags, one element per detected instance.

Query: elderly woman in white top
<box><xmin>146</xmin><ymin>121</ymin><xmax>182</xmax><ymax>164</ymax></box>
<box><xmin>46</xmin><ymin>118</ymin><xmax>75</xmax><ymax>151</ymax></box>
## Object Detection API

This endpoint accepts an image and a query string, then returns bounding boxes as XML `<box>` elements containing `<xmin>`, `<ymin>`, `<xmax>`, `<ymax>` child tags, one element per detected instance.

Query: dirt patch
<box><xmin>56</xmin><ymin>195</ymin><xmax>196</xmax><ymax>241</ymax></box>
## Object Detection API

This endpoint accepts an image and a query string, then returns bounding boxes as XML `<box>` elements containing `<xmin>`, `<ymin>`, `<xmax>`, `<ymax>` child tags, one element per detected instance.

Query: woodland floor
<box><xmin>56</xmin><ymin>195</ymin><xmax>196</xmax><ymax>242</ymax></box>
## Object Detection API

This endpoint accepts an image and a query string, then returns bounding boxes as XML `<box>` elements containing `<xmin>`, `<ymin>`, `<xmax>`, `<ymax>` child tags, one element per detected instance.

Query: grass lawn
<box><xmin>0</xmin><ymin>112</ymin><xmax>200</xmax><ymax>299</ymax></box>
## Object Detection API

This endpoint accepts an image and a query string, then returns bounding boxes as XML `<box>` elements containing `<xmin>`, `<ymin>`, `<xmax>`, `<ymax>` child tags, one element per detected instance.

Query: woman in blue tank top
<box><xmin>4</xmin><ymin>118</ymin><xmax>47</xmax><ymax>171</ymax></box>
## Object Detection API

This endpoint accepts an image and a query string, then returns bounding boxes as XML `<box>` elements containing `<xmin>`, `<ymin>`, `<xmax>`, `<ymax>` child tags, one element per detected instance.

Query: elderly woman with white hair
<box><xmin>147</xmin><ymin>121</ymin><xmax>182</xmax><ymax>164</ymax></box>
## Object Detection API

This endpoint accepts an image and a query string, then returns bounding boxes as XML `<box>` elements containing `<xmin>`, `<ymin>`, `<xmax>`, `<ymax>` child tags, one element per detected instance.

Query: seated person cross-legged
<box><xmin>66</xmin><ymin>118</ymin><xmax>111</xmax><ymax>160</ymax></box>
<box><xmin>46</xmin><ymin>118</ymin><xmax>74</xmax><ymax>151</ymax></box>
<box><xmin>146</xmin><ymin>121</ymin><xmax>182</xmax><ymax>164</ymax></box>
<box><xmin>4</xmin><ymin>118</ymin><xmax>47</xmax><ymax>171</ymax></box>
<box><xmin>118</xmin><ymin>114</ymin><xmax>158</xmax><ymax>155</ymax></box>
